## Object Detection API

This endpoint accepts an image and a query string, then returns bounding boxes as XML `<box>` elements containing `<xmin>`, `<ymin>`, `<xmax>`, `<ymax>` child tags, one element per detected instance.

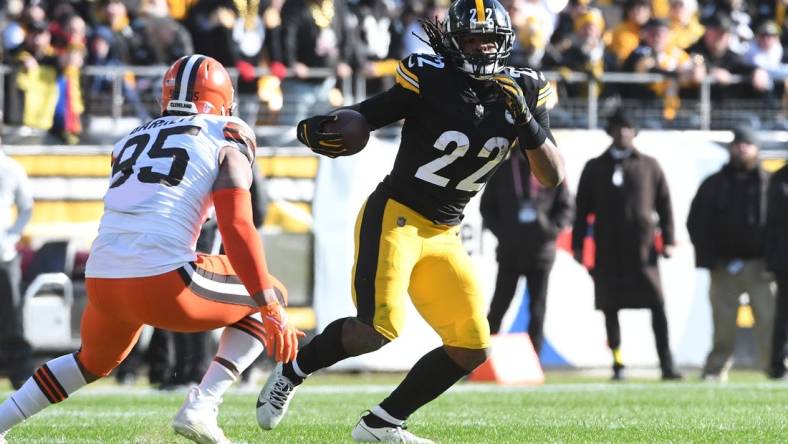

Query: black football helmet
<box><xmin>421</xmin><ymin>0</ymin><xmax>514</xmax><ymax>79</ymax></box>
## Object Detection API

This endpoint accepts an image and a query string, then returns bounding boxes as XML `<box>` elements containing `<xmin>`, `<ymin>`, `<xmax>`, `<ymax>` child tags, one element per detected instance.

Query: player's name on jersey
<box><xmin>129</xmin><ymin>115</ymin><xmax>197</xmax><ymax>135</ymax></box>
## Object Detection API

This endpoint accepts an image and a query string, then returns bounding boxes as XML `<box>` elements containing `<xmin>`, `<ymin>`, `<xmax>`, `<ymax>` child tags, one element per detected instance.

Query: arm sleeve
<box><xmin>9</xmin><ymin>164</ymin><xmax>33</xmax><ymax>236</ymax></box>
<box><xmin>213</xmin><ymin>187</ymin><xmax>272</xmax><ymax>300</ymax></box>
<box><xmin>572</xmin><ymin>164</ymin><xmax>593</xmax><ymax>253</ymax></box>
<box><xmin>479</xmin><ymin>171</ymin><xmax>502</xmax><ymax>237</ymax></box>
<box><xmin>533</xmin><ymin>103</ymin><xmax>556</xmax><ymax>146</ymax></box>
<box><xmin>250</xmin><ymin>165</ymin><xmax>268</xmax><ymax>228</ymax></box>
<box><xmin>686</xmin><ymin>180</ymin><xmax>707</xmax><ymax>247</ymax></box>
<box><xmin>550</xmin><ymin>181</ymin><xmax>575</xmax><ymax>234</ymax></box>
<box><xmin>654</xmin><ymin>163</ymin><xmax>675</xmax><ymax>246</ymax></box>
<box><xmin>356</xmin><ymin>84</ymin><xmax>416</xmax><ymax>130</ymax></box>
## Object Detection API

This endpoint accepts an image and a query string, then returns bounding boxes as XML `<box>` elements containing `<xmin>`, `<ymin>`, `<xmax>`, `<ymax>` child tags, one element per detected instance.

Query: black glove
<box><xmin>296</xmin><ymin>115</ymin><xmax>345</xmax><ymax>158</ymax></box>
<box><xmin>493</xmin><ymin>74</ymin><xmax>533</xmax><ymax>125</ymax></box>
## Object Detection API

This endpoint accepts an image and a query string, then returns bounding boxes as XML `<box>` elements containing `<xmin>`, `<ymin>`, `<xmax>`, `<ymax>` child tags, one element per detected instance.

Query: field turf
<box><xmin>2</xmin><ymin>371</ymin><xmax>787</xmax><ymax>443</ymax></box>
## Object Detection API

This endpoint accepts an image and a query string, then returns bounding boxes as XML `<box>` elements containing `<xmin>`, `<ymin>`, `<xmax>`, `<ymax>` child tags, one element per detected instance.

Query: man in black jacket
<box><xmin>481</xmin><ymin>153</ymin><xmax>573</xmax><ymax>358</ymax></box>
<box><xmin>278</xmin><ymin>0</ymin><xmax>361</xmax><ymax>124</ymax></box>
<box><xmin>765</xmin><ymin>163</ymin><xmax>788</xmax><ymax>379</ymax></box>
<box><xmin>687</xmin><ymin>127</ymin><xmax>775</xmax><ymax>381</ymax></box>
<box><xmin>573</xmin><ymin>109</ymin><xmax>681</xmax><ymax>381</ymax></box>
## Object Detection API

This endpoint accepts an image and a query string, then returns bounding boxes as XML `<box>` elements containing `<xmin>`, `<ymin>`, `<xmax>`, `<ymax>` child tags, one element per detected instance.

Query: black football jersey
<box><xmin>357</xmin><ymin>53</ymin><xmax>554</xmax><ymax>225</ymax></box>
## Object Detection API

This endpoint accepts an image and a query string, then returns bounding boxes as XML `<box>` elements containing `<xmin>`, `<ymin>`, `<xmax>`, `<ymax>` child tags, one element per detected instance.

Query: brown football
<box><xmin>323</xmin><ymin>109</ymin><xmax>370</xmax><ymax>156</ymax></box>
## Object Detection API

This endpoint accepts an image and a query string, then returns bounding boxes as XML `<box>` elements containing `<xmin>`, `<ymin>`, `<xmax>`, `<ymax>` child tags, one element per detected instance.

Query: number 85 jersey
<box><xmin>357</xmin><ymin>53</ymin><xmax>554</xmax><ymax>225</ymax></box>
<box><xmin>85</xmin><ymin>114</ymin><xmax>256</xmax><ymax>279</ymax></box>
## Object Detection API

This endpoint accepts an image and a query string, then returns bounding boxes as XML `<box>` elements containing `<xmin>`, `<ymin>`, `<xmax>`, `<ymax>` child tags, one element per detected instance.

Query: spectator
<box><xmin>622</xmin><ymin>18</ymin><xmax>704</xmax><ymax>123</ymax></box>
<box><xmin>508</xmin><ymin>0</ymin><xmax>553</xmax><ymax>67</ymax></box>
<box><xmin>399</xmin><ymin>0</ymin><xmax>449</xmax><ymax>58</ymax></box>
<box><xmin>699</xmin><ymin>0</ymin><xmax>753</xmax><ymax>53</ymax></box>
<box><xmin>543</xmin><ymin>8</ymin><xmax>615</xmax><ymax>99</ymax></box>
<box><xmin>572</xmin><ymin>109</ymin><xmax>682</xmax><ymax>381</ymax></box>
<box><xmin>131</xmin><ymin>0</ymin><xmax>194</xmax><ymax>64</ymax></box>
<box><xmin>766</xmin><ymin>161</ymin><xmax>788</xmax><ymax>379</ymax></box>
<box><xmin>687</xmin><ymin>13</ymin><xmax>769</xmax><ymax>100</ymax></box>
<box><xmin>481</xmin><ymin>154</ymin><xmax>574</xmax><ymax>358</ymax></box>
<box><xmin>744</xmin><ymin>20</ymin><xmax>788</xmax><ymax>100</ymax></box>
<box><xmin>606</xmin><ymin>0</ymin><xmax>651</xmax><ymax>65</ymax></box>
<box><xmin>278</xmin><ymin>0</ymin><xmax>360</xmax><ymax>124</ymax></box>
<box><xmin>10</xmin><ymin>20</ymin><xmax>61</xmax><ymax>130</ymax></box>
<box><xmin>95</xmin><ymin>0</ymin><xmax>142</xmax><ymax>65</ymax></box>
<box><xmin>184</xmin><ymin>0</ymin><xmax>238</xmax><ymax>66</ymax></box>
<box><xmin>0</xmin><ymin>138</ymin><xmax>34</xmax><ymax>390</ymax></box>
<box><xmin>687</xmin><ymin>127</ymin><xmax>775</xmax><ymax>382</ymax></box>
<box><xmin>550</xmin><ymin>0</ymin><xmax>592</xmax><ymax>53</ymax></box>
<box><xmin>85</xmin><ymin>26</ymin><xmax>150</xmax><ymax>120</ymax></box>
<box><xmin>667</xmin><ymin>0</ymin><xmax>705</xmax><ymax>50</ymax></box>
<box><xmin>51</xmin><ymin>41</ymin><xmax>86</xmax><ymax>144</ymax></box>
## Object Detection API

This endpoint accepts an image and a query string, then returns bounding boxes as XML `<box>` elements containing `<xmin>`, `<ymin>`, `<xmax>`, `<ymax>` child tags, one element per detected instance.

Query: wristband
<box><xmin>517</xmin><ymin>117</ymin><xmax>548</xmax><ymax>150</ymax></box>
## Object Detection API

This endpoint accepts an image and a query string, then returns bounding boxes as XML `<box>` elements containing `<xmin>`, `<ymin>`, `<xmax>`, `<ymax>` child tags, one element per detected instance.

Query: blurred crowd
<box><xmin>1</xmin><ymin>0</ymin><xmax>787</xmax><ymax>141</ymax></box>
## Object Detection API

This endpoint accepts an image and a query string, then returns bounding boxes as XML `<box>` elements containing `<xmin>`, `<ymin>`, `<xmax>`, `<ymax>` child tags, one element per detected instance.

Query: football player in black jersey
<box><xmin>257</xmin><ymin>0</ymin><xmax>564</xmax><ymax>441</ymax></box>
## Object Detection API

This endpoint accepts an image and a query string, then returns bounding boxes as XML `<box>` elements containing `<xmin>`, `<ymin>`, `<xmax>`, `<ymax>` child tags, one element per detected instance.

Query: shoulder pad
<box><xmin>504</xmin><ymin>67</ymin><xmax>553</xmax><ymax>109</ymax></box>
<box><xmin>394</xmin><ymin>53</ymin><xmax>447</xmax><ymax>95</ymax></box>
<box><xmin>222</xmin><ymin>119</ymin><xmax>256</xmax><ymax>163</ymax></box>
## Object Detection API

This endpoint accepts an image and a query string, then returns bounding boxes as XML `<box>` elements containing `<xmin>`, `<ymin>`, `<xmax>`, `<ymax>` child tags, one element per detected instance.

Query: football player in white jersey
<box><xmin>0</xmin><ymin>55</ymin><xmax>303</xmax><ymax>444</ymax></box>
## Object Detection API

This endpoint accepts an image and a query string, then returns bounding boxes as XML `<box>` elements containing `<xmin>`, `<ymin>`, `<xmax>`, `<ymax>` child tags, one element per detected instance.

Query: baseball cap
<box><xmin>756</xmin><ymin>21</ymin><xmax>780</xmax><ymax>36</ymax></box>
<box><xmin>702</xmin><ymin>13</ymin><xmax>734</xmax><ymax>32</ymax></box>
<box><xmin>731</xmin><ymin>127</ymin><xmax>758</xmax><ymax>145</ymax></box>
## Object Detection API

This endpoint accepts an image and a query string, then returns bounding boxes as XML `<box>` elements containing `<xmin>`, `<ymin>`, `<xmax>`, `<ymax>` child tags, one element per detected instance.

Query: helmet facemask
<box><xmin>417</xmin><ymin>0</ymin><xmax>514</xmax><ymax>80</ymax></box>
<box><xmin>445</xmin><ymin>28</ymin><xmax>513</xmax><ymax>79</ymax></box>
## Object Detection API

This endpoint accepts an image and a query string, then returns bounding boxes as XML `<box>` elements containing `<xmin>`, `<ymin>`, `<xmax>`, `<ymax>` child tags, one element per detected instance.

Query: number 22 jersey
<box><xmin>357</xmin><ymin>53</ymin><xmax>554</xmax><ymax>225</ymax></box>
<box><xmin>85</xmin><ymin>114</ymin><xmax>255</xmax><ymax>278</ymax></box>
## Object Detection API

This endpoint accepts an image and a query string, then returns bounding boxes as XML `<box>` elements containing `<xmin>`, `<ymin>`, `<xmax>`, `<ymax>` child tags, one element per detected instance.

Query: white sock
<box><xmin>371</xmin><ymin>405</ymin><xmax>405</xmax><ymax>427</ymax></box>
<box><xmin>198</xmin><ymin>314</ymin><xmax>265</xmax><ymax>399</ymax></box>
<box><xmin>291</xmin><ymin>358</ymin><xmax>308</xmax><ymax>379</ymax></box>
<box><xmin>0</xmin><ymin>354</ymin><xmax>87</xmax><ymax>432</ymax></box>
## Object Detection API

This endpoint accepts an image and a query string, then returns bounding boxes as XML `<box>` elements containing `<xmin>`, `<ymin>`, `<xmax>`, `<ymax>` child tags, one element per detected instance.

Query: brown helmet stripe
<box><xmin>183</xmin><ymin>55</ymin><xmax>207</xmax><ymax>102</ymax></box>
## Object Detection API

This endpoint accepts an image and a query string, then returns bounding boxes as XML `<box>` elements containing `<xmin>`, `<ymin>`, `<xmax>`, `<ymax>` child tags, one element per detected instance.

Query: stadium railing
<box><xmin>0</xmin><ymin>65</ymin><xmax>785</xmax><ymax>134</ymax></box>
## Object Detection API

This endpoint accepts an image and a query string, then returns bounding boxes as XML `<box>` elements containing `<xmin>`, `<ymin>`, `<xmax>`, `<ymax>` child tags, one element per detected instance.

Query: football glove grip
<box><xmin>260</xmin><ymin>302</ymin><xmax>304</xmax><ymax>363</ymax></box>
<box><xmin>493</xmin><ymin>74</ymin><xmax>532</xmax><ymax>125</ymax></box>
<box><xmin>297</xmin><ymin>115</ymin><xmax>346</xmax><ymax>158</ymax></box>
<box><xmin>494</xmin><ymin>75</ymin><xmax>548</xmax><ymax>150</ymax></box>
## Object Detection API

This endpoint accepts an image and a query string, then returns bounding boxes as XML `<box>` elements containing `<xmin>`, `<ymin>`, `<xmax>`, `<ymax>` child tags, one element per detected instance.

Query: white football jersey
<box><xmin>86</xmin><ymin>114</ymin><xmax>255</xmax><ymax>278</ymax></box>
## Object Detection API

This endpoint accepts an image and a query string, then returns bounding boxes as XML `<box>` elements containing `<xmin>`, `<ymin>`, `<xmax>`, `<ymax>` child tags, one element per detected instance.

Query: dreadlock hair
<box><xmin>416</xmin><ymin>17</ymin><xmax>450</xmax><ymax>57</ymax></box>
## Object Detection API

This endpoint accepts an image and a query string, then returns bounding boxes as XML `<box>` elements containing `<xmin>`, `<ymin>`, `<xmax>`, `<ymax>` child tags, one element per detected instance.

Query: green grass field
<box><xmin>2</xmin><ymin>371</ymin><xmax>787</xmax><ymax>443</ymax></box>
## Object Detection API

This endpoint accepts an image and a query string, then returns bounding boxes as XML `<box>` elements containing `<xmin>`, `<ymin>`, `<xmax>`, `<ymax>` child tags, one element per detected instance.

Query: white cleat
<box><xmin>256</xmin><ymin>363</ymin><xmax>298</xmax><ymax>430</ymax></box>
<box><xmin>172</xmin><ymin>386</ymin><xmax>231</xmax><ymax>444</ymax></box>
<box><xmin>351</xmin><ymin>417</ymin><xmax>435</xmax><ymax>443</ymax></box>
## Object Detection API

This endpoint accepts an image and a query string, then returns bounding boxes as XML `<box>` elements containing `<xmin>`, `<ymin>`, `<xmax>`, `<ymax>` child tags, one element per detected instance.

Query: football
<box><xmin>324</xmin><ymin>109</ymin><xmax>370</xmax><ymax>156</ymax></box>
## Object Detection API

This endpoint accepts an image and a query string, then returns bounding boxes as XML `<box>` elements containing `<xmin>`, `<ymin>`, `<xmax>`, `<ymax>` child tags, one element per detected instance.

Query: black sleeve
<box><xmin>549</xmin><ymin>181</ymin><xmax>575</xmax><ymax>234</ymax></box>
<box><xmin>479</xmin><ymin>168</ymin><xmax>503</xmax><ymax>237</ymax></box>
<box><xmin>572</xmin><ymin>163</ymin><xmax>594</xmax><ymax>253</ymax></box>
<box><xmin>250</xmin><ymin>164</ymin><xmax>268</xmax><ymax>228</ymax></box>
<box><xmin>653</xmin><ymin>162</ymin><xmax>675</xmax><ymax>246</ymax></box>
<box><xmin>533</xmin><ymin>104</ymin><xmax>556</xmax><ymax>145</ymax></box>
<box><xmin>355</xmin><ymin>84</ymin><xmax>416</xmax><ymax>130</ymax></box>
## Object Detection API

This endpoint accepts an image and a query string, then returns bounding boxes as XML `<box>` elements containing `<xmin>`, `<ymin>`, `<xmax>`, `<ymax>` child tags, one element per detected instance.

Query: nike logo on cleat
<box><xmin>256</xmin><ymin>399</ymin><xmax>267</xmax><ymax>408</ymax></box>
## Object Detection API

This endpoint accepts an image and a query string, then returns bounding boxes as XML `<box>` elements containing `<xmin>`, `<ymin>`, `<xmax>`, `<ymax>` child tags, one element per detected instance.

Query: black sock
<box><xmin>378</xmin><ymin>346</ymin><xmax>469</xmax><ymax>421</ymax></box>
<box><xmin>282</xmin><ymin>317</ymin><xmax>351</xmax><ymax>385</ymax></box>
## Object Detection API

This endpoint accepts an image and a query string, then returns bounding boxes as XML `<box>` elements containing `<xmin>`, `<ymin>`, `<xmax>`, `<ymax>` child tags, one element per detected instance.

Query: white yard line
<box><xmin>4</xmin><ymin>381</ymin><xmax>784</xmax><ymax>398</ymax></box>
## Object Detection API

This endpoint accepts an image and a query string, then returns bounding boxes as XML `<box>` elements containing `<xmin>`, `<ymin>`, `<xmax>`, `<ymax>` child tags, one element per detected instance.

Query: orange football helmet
<box><xmin>161</xmin><ymin>55</ymin><xmax>235</xmax><ymax>116</ymax></box>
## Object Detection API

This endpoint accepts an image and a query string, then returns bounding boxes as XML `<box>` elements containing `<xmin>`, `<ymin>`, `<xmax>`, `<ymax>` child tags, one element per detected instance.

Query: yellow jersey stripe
<box><xmin>538</xmin><ymin>83</ymin><xmax>551</xmax><ymax>96</ymax></box>
<box><xmin>397</xmin><ymin>61</ymin><xmax>419</xmax><ymax>85</ymax></box>
<box><xmin>475</xmin><ymin>0</ymin><xmax>486</xmax><ymax>22</ymax></box>
<box><xmin>395</xmin><ymin>66</ymin><xmax>420</xmax><ymax>94</ymax></box>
